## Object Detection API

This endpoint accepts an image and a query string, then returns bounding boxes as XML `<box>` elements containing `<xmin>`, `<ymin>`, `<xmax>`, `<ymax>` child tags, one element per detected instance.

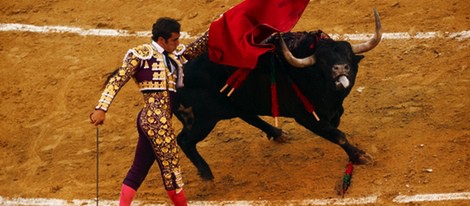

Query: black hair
<box><xmin>151</xmin><ymin>17</ymin><xmax>181</xmax><ymax>42</ymax></box>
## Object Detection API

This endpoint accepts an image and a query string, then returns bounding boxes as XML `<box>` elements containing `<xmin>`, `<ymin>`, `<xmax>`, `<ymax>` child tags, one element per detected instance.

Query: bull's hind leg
<box><xmin>176</xmin><ymin>118</ymin><xmax>218</xmax><ymax>180</ymax></box>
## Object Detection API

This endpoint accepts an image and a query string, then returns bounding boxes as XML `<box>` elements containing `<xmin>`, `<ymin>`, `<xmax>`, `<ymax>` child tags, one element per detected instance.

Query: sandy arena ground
<box><xmin>0</xmin><ymin>0</ymin><xmax>469</xmax><ymax>205</ymax></box>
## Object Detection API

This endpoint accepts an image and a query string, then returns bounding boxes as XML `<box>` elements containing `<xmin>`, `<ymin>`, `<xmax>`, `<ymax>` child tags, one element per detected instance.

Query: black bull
<box><xmin>173</xmin><ymin>10</ymin><xmax>382</xmax><ymax>180</ymax></box>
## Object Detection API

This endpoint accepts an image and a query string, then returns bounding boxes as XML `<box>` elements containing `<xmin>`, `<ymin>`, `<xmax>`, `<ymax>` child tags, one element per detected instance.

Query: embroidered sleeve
<box><xmin>182</xmin><ymin>32</ymin><xmax>208</xmax><ymax>61</ymax></box>
<box><xmin>95</xmin><ymin>52</ymin><xmax>140</xmax><ymax>111</ymax></box>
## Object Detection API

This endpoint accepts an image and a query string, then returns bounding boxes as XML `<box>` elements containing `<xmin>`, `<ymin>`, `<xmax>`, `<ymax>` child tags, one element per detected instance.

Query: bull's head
<box><xmin>280</xmin><ymin>9</ymin><xmax>382</xmax><ymax>90</ymax></box>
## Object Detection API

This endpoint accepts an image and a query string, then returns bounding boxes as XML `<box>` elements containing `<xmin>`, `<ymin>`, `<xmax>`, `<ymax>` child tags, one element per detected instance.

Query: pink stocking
<box><xmin>119</xmin><ymin>184</ymin><xmax>136</xmax><ymax>206</ymax></box>
<box><xmin>167</xmin><ymin>189</ymin><xmax>187</xmax><ymax>206</ymax></box>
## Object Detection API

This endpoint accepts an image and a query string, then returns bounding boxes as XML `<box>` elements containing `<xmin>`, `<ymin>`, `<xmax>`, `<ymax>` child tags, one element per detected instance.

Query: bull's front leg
<box><xmin>326</xmin><ymin>128</ymin><xmax>372</xmax><ymax>165</ymax></box>
<box><xmin>294</xmin><ymin>115</ymin><xmax>372</xmax><ymax>164</ymax></box>
<box><xmin>238</xmin><ymin>114</ymin><xmax>289</xmax><ymax>142</ymax></box>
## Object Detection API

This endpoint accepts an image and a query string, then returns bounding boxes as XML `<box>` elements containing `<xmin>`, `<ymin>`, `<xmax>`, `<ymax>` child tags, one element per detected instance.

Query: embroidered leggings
<box><xmin>123</xmin><ymin>91</ymin><xmax>184</xmax><ymax>191</ymax></box>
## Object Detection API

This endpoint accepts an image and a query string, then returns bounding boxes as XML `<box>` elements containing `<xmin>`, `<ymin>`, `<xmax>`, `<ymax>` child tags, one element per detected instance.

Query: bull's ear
<box><xmin>354</xmin><ymin>55</ymin><xmax>365</xmax><ymax>63</ymax></box>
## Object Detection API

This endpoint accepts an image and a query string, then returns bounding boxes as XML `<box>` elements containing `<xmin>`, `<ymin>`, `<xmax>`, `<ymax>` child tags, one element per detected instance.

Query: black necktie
<box><xmin>163</xmin><ymin>51</ymin><xmax>174</xmax><ymax>72</ymax></box>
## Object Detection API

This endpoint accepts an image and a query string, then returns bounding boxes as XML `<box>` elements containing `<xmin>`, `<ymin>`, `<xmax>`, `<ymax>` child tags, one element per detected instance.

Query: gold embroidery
<box><xmin>153</xmin><ymin>71</ymin><xmax>166</xmax><ymax>80</ymax></box>
<box><xmin>162</xmin><ymin>160</ymin><xmax>169</xmax><ymax>166</ymax></box>
<box><xmin>138</xmin><ymin>84</ymin><xmax>184</xmax><ymax>190</ymax></box>
<box><xmin>135</xmin><ymin>48</ymin><xmax>180</xmax><ymax>92</ymax></box>
<box><xmin>147</xmin><ymin>129</ymin><xmax>155</xmax><ymax>136</ymax></box>
<box><xmin>130</xmin><ymin>44</ymin><xmax>153</xmax><ymax>60</ymax></box>
<box><xmin>183</xmin><ymin>32</ymin><xmax>208</xmax><ymax>60</ymax></box>
<box><xmin>159</xmin><ymin>61</ymin><xmax>165</xmax><ymax>69</ymax></box>
<box><xmin>118</xmin><ymin>69</ymin><xmax>126</xmax><ymax>76</ymax></box>
<box><xmin>96</xmin><ymin>42</ymin><xmax>186</xmax><ymax>189</ymax></box>
<box><xmin>144</xmin><ymin>60</ymin><xmax>150</xmax><ymax>69</ymax></box>
<box><xmin>95</xmin><ymin>52</ymin><xmax>138</xmax><ymax>111</ymax></box>
<box><xmin>162</xmin><ymin>147</ymin><xmax>169</xmax><ymax>153</ymax></box>
<box><xmin>138</xmin><ymin>81</ymin><xmax>167</xmax><ymax>89</ymax></box>
<box><xmin>130</xmin><ymin>59</ymin><xmax>139</xmax><ymax>67</ymax></box>
<box><xmin>104</xmin><ymin>96</ymin><xmax>112</xmax><ymax>102</ymax></box>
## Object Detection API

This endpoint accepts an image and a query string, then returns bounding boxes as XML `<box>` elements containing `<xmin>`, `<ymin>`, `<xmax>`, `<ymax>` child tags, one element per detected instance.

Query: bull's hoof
<box><xmin>273</xmin><ymin>131</ymin><xmax>290</xmax><ymax>143</ymax></box>
<box><xmin>352</xmin><ymin>152</ymin><xmax>373</xmax><ymax>165</ymax></box>
<box><xmin>198</xmin><ymin>171</ymin><xmax>214</xmax><ymax>181</ymax></box>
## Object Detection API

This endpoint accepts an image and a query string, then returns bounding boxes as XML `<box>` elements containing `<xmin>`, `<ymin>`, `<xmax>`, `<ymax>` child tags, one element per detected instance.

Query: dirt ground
<box><xmin>0</xmin><ymin>0</ymin><xmax>469</xmax><ymax>205</ymax></box>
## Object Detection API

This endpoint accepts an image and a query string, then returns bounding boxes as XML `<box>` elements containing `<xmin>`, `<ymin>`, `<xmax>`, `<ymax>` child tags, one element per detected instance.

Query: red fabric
<box><xmin>271</xmin><ymin>83</ymin><xmax>279</xmax><ymax>117</ymax></box>
<box><xmin>226</xmin><ymin>68</ymin><xmax>252</xmax><ymax>89</ymax></box>
<box><xmin>345</xmin><ymin>162</ymin><xmax>354</xmax><ymax>175</ymax></box>
<box><xmin>208</xmin><ymin>0</ymin><xmax>310</xmax><ymax>69</ymax></box>
<box><xmin>342</xmin><ymin>162</ymin><xmax>354</xmax><ymax>196</ymax></box>
<box><xmin>291</xmin><ymin>82</ymin><xmax>314</xmax><ymax>113</ymax></box>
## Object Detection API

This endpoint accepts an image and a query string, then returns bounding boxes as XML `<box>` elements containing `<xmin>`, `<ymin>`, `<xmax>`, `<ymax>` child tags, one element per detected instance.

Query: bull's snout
<box><xmin>332</xmin><ymin>64</ymin><xmax>350</xmax><ymax>76</ymax></box>
<box><xmin>333</xmin><ymin>64</ymin><xmax>351</xmax><ymax>90</ymax></box>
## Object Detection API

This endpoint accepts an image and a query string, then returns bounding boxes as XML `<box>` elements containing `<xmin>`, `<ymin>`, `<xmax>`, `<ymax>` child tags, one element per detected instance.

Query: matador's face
<box><xmin>160</xmin><ymin>32</ymin><xmax>180</xmax><ymax>53</ymax></box>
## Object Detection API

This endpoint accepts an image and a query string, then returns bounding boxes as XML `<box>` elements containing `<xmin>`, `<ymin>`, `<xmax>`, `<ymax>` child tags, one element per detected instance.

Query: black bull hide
<box><xmin>173</xmin><ymin>11</ymin><xmax>381</xmax><ymax>180</ymax></box>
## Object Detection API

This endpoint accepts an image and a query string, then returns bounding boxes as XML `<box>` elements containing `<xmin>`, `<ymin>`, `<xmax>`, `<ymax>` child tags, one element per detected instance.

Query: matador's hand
<box><xmin>90</xmin><ymin>109</ymin><xmax>106</xmax><ymax>126</ymax></box>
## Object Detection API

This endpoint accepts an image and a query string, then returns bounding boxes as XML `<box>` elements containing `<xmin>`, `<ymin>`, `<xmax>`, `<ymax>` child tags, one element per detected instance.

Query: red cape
<box><xmin>208</xmin><ymin>0</ymin><xmax>310</xmax><ymax>69</ymax></box>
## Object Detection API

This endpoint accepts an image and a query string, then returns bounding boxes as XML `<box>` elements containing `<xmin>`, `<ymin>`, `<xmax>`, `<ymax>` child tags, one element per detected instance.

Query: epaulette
<box><xmin>170</xmin><ymin>44</ymin><xmax>188</xmax><ymax>65</ymax></box>
<box><xmin>174</xmin><ymin>44</ymin><xmax>186</xmax><ymax>56</ymax></box>
<box><xmin>128</xmin><ymin>44</ymin><xmax>154</xmax><ymax>60</ymax></box>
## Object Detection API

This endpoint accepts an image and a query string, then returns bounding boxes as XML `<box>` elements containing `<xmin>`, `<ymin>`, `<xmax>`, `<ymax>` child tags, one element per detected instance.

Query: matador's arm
<box><xmin>95</xmin><ymin>53</ymin><xmax>140</xmax><ymax>112</ymax></box>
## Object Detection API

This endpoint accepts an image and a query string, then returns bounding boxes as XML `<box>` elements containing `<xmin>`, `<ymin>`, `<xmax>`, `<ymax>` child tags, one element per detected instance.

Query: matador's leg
<box><xmin>140</xmin><ymin>91</ymin><xmax>187</xmax><ymax>206</ymax></box>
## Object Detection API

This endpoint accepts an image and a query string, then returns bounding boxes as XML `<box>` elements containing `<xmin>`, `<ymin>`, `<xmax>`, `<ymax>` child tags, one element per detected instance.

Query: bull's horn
<box><xmin>351</xmin><ymin>8</ymin><xmax>383</xmax><ymax>54</ymax></box>
<box><xmin>278</xmin><ymin>33</ymin><xmax>316</xmax><ymax>68</ymax></box>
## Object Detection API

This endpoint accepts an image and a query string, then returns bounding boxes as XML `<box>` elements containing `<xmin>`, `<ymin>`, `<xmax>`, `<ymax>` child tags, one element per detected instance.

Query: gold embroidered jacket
<box><xmin>95</xmin><ymin>43</ymin><xmax>187</xmax><ymax>111</ymax></box>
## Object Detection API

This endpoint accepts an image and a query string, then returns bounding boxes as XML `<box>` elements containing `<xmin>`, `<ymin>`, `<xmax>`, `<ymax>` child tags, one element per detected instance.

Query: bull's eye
<box><xmin>345</xmin><ymin>65</ymin><xmax>350</xmax><ymax>71</ymax></box>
